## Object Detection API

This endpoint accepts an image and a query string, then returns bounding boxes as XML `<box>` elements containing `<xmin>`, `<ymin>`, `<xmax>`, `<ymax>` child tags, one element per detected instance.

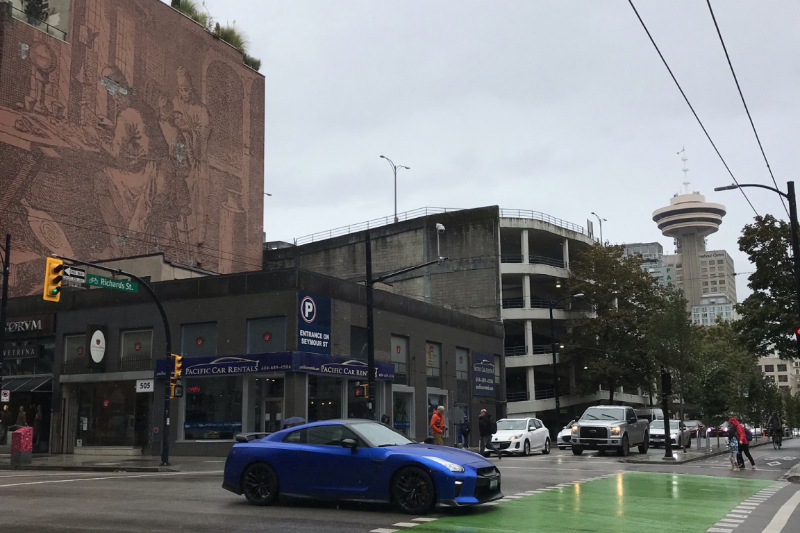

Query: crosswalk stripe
<box><xmin>392</xmin><ymin>523</ymin><xmax>419</xmax><ymax>528</ymax></box>
<box><xmin>412</xmin><ymin>518</ymin><xmax>437</xmax><ymax>522</ymax></box>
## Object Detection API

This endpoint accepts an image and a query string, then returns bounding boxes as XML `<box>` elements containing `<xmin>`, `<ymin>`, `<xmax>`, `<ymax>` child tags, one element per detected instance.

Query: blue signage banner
<box><xmin>472</xmin><ymin>353</ymin><xmax>496</xmax><ymax>397</ymax></box>
<box><xmin>156</xmin><ymin>352</ymin><xmax>394</xmax><ymax>380</ymax></box>
<box><xmin>298</xmin><ymin>291</ymin><xmax>332</xmax><ymax>355</ymax></box>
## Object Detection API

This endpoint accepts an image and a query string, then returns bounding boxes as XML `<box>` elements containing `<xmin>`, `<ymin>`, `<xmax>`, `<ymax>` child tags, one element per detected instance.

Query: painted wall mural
<box><xmin>0</xmin><ymin>0</ymin><xmax>265</xmax><ymax>295</ymax></box>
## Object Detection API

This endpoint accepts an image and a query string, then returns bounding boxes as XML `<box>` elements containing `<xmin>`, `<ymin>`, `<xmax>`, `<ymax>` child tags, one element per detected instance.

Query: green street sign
<box><xmin>86</xmin><ymin>274</ymin><xmax>138</xmax><ymax>293</ymax></box>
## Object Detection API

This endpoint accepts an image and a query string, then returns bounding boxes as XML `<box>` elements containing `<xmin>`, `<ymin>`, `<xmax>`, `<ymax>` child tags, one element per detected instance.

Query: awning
<box><xmin>0</xmin><ymin>376</ymin><xmax>52</xmax><ymax>392</ymax></box>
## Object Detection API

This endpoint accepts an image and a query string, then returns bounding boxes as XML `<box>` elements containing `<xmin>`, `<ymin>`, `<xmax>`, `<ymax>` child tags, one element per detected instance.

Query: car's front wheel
<box><xmin>617</xmin><ymin>436</ymin><xmax>630</xmax><ymax>457</ymax></box>
<box><xmin>242</xmin><ymin>462</ymin><xmax>278</xmax><ymax>506</ymax></box>
<box><xmin>393</xmin><ymin>466</ymin><xmax>436</xmax><ymax>515</ymax></box>
<box><xmin>638</xmin><ymin>433</ymin><xmax>649</xmax><ymax>454</ymax></box>
<box><xmin>572</xmin><ymin>446</ymin><xmax>583</xmax><ymax>456</ymax></box>
<box><xmin>523</xmin><ymin>440</ymin><xmax>530</xmax><ymax>456</ymax></box>
<box><xmin>542</xmin><ymin>438</ymin><xmax>550</xmax><ymax>455</ymax></box>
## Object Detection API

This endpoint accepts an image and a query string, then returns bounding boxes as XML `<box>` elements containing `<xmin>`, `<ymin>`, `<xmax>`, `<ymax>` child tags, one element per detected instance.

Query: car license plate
<box><xmin>490</xmin><ymin>479</ymin><xmax>498</xmax><ymax>490</ymax></box>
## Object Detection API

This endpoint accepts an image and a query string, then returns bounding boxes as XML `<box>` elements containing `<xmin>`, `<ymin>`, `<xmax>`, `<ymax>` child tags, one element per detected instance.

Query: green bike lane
<box><xmin>382</xmin><ymin>472</ymin><xmax>774</xmax><ymax>533</ymax></box>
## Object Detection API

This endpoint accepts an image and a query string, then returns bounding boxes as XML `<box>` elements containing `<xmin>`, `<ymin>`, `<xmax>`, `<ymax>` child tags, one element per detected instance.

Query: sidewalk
<box><xmin>622</xmin><ymin>436</ymin><xmax>780</xmax><ymax>464</ymax></box>
<box><xmin>0</xmin><ymin>453</ymin><xmax>228</xmax><ymax>473</ymax></box>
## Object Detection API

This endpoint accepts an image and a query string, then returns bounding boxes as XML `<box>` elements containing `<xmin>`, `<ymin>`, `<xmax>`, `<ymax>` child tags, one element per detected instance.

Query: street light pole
<box><xmin>380</xmin><ymin>155</ymin><xmax>410</xmax><ymax>223</ymax></box>
<box><xmin>715</xmin><ymin>181</ymin><xmax>800</xmax><ymax>356</ymax></box>
<box><xmin>591</xmin><ymin>212</ymin><xmax>606</xmax><ymax>246</ymax></box>
<box><xmin>0</xmin><ymin>234</ymin><xmax>10</xmax><ymax>388</ymax></box>
<box><xmin>549</xmin><ymin>293</ymin><xmax>584</xmax><ymax>431</ymax></box>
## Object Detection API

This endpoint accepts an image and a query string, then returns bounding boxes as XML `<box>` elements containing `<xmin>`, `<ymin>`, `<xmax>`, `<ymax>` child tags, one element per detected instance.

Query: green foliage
<box><xmin>174</xmin><ymin>0</ymin><xmax>213</xmax><ymax>30</ymax></box>
<box><xmin>217</xmin><ymin>23</ymin><xmax>249</xmax><ymax>52</ymax></box>
<box><xmin>784</xmin><ymin>391</ymin><xmax>800</xmax><ymax>430</ymax></box>
<box><xmin>735</xmin><ymin>214</ymin><xmax>798</xmax><ymax>359</ymax></box>
<box><xmin>244</xmin><ymin>54</ymin><xmax>262</xmax><ymax>72</ymax></box>
<box><xmin>565</xmin><ymin>244</ymin><xmax>664</xmax><ymax>402</ymax></box>
<box><xmin>23</xmin><ymin>0</ymin><xmax>49</xmax><ymax>22</ymax></box>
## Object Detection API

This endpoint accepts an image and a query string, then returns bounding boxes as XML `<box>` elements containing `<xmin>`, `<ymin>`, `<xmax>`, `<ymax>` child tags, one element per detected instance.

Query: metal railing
<box><xmin>504</xmin><ymin>345</ymin><xmax>527</xmax><ymax>356</ymax></box>
<box><xmin>10</xmin><ymin>6</ymin><xmax>68</xmax><ymax>41</ymax></box>
<box><xmin>499</xmin><ymin>209</ymin><xmax>585</xmax><ymax>235</ymax></box>
<box><xmin>534</xmin><ymin>388</ymin><xmax>556</xmax><ymax>400</ymax></box>
<box><xmin>501</xmin><ymin>298</ymin><xmax>525</xmax><ymax>309</ymax></box>
<box><xmin>500</xmin><ymin>254</ymin><xmax>524</xmax><ymax>263</ymax></box>
<box><xmin>293</xmin><ymin>207</ymin><xmax>463</xmax><ymax>245</ymax></box>
<box><xmin>530</xmin><ymin>299</ymin><xmax>558</xmax><ymax>309</ymax></box>
<box><xmin>529</xmin><ymin>255</ymin><xmax>565</xmax><ymax>268</ymax></box>
<box><xmin>119</xmin><ymin>356</ymin><xmax>152</xmax><ymax>372</ymax></box>
<box><xmin>506</xmin><ymin>391</ymin><xmax>530</xmax><ymax>402</ymax></box>
<box><xmin>61</xmin><ymin>359</ymin><xmax>90</xmax><ymax>375</ymax></box>
<box><xmin>504</xmin><ymin>345</ymin><xmax>555</xmax><ymax>356</ymax></box>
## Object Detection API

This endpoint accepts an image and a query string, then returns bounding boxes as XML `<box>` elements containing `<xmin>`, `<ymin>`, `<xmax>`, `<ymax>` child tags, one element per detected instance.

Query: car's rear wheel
<box><xmin>542</xmin><ymin>438</ymin><xmax>550</xmax><ymax>455</ymax></box>
<box><xmin>242</xmin><ymin>462</ymin><xmax>278</xmax><ymax>506</ymax></box>
<box><xmin>617</xmin><ymin>436</ymin><xmax>629</xmax><ymax>456</ymax></box>
<box><xmin>638</xmin><ymin>433</ymin><xmax>649</xmax><ymax>454</ymax></box>
<box><xmin>523</xmin><ymin>440</ymin><xmax>530</xmax><ymax>456</ymax></box>
<box><xmin>393</xmin><ymin>466</ymin><xmax>436</xmax><ymax>515</ymax></box>
<box><xmin>572</xmin><ymin>446</ymin><xmax>583</xmax><ymax>456</ymax></box>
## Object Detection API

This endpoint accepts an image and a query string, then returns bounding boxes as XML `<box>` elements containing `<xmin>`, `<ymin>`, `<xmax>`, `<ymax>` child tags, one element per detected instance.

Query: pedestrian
<box><xmin>380</xmin><ymin>414</ymin><xmax>390</xmax><ymax>425</ymax></box>
<box><xmin>15</xmin><ymin>406</ymin><xmax>26</xmax><ymax>427</ymax></box>
<box><xmin>460</xmin><ymin>417</ymin><xmax>471</xmax><ymax>449</ymax></box>
<box><xmin>478</xmin><ymin>409</ymin><xmax>501</xmax><ymax>460</ymax></box>
<box><xmin>726</xmin><ymin>426</ymin><xmax>739</xmax><ymax>471</ymax></box>
<box><xmin>430</xmin><ymin>406</ymin><xmax>445</xmax><ymax>445</ymax></box>
<box><xmin>730</xmin><ymin>417</ymin><xmax>755</xmax><ymax>470</ymax></box>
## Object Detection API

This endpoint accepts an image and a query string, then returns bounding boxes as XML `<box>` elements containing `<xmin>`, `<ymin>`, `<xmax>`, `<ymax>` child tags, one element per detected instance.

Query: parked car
<box><xmin>683</xmin><ymin>420</ymin><xmax>704</xmax><ymax>438</ymax></box>
<box><xmin>649</xmin><ymin>420</ymin><xmax>691</xmax><ymax>448</ymax></box>
<box><xmin>557</xmin><ymin>420</ymin><xmax>576</xmax><ymax>450</ymax></box>
<box><xmin>490</xmin><ymin>418</ymin><xmax>551</xmax><ymax>456</ymax></box>
<box><xmin>708</xmin><ymin>421</ymin><xmax>732</xmax><ymax>437</ymax></box>
<box><xmin>570</xmin><ymin>405</ymin><xmax>650</xmax><ymax>456</ymax></box>
<box><xmin>634</xmin><ymin>408</ymin><xmax>664</xmax><ymax>423</ymax></box>
<box><xmin>223</xmin><ymin>419</ymin><xmax>503</xmax><ymax>514</ymax></box>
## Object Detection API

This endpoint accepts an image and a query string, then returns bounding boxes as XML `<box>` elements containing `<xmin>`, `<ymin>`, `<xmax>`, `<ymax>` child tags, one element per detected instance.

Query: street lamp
<box><xmin>0</xmin><ymin>234</ymin><xmax>10</xmax><ymax>388</ymax></box>
<box><xmin>715</xmin><ymin>181</ymin><xmax>800</xmax><ymax>357</ymax></box>
<box><xmin>550</xmin><ymin>293</ymin><xmax>584</xmax><ymax>430</ymax></box>
<box><xmin>591</xmin><ymin>212</ymin><xmax>606</xmax><ymax>246</ymax></box>
<box><xmin>380</xmin><ymin>155</ymin><xmax>410</xmax><ymax>223</ymax></box>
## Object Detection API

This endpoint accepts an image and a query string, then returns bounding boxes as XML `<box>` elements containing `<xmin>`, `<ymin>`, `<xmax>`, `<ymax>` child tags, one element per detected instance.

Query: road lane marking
<box><xmin>391</xmin><ymin>523</ymin><xmax>418</xmax><ymax>528</ymax></box>
<box><xmin>411</xmin><ymin>518</ymin><xmax>437</xmax><ymax>522</ymax></box>
<box><xmin>719</xmin><ymin>518</ymin><xmax>744</xmax><ymax>523</ymax></box>
<box><xmin>0</xmin><ymin>470</ymin><xmax>223</xmax><ymax>488</ymax></box>
<box><xmin>760</xmin><ymin>489</ymin><xmax>800</xmax><ymax>533</ymax></box>
<box><xmin>707</xmin><ymin>528</ymin><xmax>733</xmax><ymax>533</ymax></box>
<box><xmin>370</xmin><ymin>529</ymin><xmax>399</xmax><ymax>533</ymax></box>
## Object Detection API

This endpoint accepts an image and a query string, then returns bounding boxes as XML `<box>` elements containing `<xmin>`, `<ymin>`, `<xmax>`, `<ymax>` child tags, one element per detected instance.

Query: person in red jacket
<box><xmin>729</xmin><ymin>417</ymin><xmax>756</xmax><ymax>470</ymax></box>
<box><xmin>430</xmin><ymin>406</ymin><xmax>445</xmax><ymax>445</ymax></box>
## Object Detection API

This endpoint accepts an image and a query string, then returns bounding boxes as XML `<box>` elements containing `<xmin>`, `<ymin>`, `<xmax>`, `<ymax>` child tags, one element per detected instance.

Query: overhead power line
<box><xmin>705</xmin><ymin>0</ymin><xmax>789</xmax><ymax>218</ymax></box>
<box><xmin>627</xmin><ymin>0</ymin><xmax>759</xmax><ymax>217</ymax></box>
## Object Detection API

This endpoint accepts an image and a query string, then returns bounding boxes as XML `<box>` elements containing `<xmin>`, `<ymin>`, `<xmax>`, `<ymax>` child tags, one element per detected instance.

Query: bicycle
<box><xmin>772</xmin><ymin>429</ymin><xmax>782</xmax><ymax>450</ymax></box>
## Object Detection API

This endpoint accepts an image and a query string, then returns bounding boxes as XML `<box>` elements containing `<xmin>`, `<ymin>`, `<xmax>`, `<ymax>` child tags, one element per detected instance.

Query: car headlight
<box><xmin>572</xmin><ymin>425</ymin><xmax>579</xmax><ymax>434</ymax></box>
<box><xmin>425</xmin><ymin>456</ymin><xmax>465</xmax><ymax>473</ymax></box>
<box><xmin>670</xmin><ymin>433</ymin><xmax>677</xmax><ymax>438</ymax></box>
<box><xmin>509</xmin><ymin>434</ymin><xmax>524</xmax><ymax>441</ymax></box>
<box><xmin>610</xmin><ymin>426</ymin><xmax>621</xmax><ymax>435</ymax></box>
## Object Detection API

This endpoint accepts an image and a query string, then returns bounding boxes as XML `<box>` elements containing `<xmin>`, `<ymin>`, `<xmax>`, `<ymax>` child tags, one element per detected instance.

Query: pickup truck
<box><xmin>570</xmin><ymin>405</ymin><xmax>650</xmax><ymax>456</ymax></box>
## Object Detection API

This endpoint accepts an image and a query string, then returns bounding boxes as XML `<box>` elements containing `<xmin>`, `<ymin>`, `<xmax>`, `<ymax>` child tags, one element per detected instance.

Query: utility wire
<box><xmin>705</xmin><ymin>0</ymin><xmax>789</xmax><ymax>218</ymax></box>
<box><xmin>627</xmin><ymin>0</ymin><xmax>759</xmax><ymax>217</ymax></box>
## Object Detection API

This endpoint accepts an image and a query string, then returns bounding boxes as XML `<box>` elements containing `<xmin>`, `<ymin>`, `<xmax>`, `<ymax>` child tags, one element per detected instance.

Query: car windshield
<box><xmin>650</xmin><ymin>421</ymin><xmax>681</xmax><ymax>429</ymax></box>
<box><xmin>580</xmin><ymin>408</ymin><xmax>625</xmax><ymax>421</ymax></box>
<box><xmin>497</xmin><ymin>419</ymin><xmax>528</xmax><ymax>431</ymax></box>
<box><xmin>351</xmin><ymin>422</ymin><xmax>414</xmax><ymax>447</ymax></box>
<box><xmin>684</xmin><ymin>421</ymin><xmax>699</xmax><ymax>427</ymax></box>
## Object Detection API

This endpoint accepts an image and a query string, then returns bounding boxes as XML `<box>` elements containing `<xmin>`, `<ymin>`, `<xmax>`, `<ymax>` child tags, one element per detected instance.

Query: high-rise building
<box><xmin>622</xmin><ymin>242</ymin><xmax>668</xmax><ymax>286</ymax></box>
<box><xmin>758</xmin><ymin>356</ymin><xmax>800</xmax><ymax>395</ymax></box>
<box><xmin>652</xmin><ymin>191</ymin><xmax>736</xmax><ymax>309</ymax></box>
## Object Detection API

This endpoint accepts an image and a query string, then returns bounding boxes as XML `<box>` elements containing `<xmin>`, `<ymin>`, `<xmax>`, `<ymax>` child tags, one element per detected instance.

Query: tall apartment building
<box><xmin>264</xmin><ymin>206</ymin><xmax>652</xmax><ymax>429</ymax></box>
<box><xmin>623</xmin><ymin>242</ymin><xmax>668</xmax><ymax>286</ymax></box>
<box><xmin>758</xmin><ymin>356</ymin><xmax>800</xmax><ymax>395</ymax></box>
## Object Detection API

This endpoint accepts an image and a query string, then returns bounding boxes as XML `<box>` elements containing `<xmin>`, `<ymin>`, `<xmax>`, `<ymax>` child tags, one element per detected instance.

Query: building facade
<box><xmin>623</xmin><ymin>242</ymin><xmax>668</xmax><ymax>286</ymax></box>
<box><xmin>5</xmin><ymin>268</ymin><xmax>503</xmax><ymax>456</ymax></box>
<box><xmin>0</xmin><ymin>0</ymin><xmax>265</xmax><ymax>297</ymax></box>
<box><xmin>758</xmin><ymin>356</ymin><xmax>800</xmax><ymax>395</ymax></box>
<box><xmin>691</xmin><ymin>294</ymin><xmax>738</xmax><ymax>326</ymax></box>
<box><xmin>264</xmin><ymin>206</ymin><xmax>653</xmax><ymax>431</ymax></box>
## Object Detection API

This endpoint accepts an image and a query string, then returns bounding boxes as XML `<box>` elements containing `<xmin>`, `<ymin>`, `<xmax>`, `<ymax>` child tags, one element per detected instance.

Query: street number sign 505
<box><xmin>136</xmin><ymin>379</ymin><xmax>155</xmax><ymax>393</ymax></box>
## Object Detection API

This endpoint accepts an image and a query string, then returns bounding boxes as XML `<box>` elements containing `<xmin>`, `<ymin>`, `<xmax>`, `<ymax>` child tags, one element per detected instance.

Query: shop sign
<box><xmin>297</xmin><ymin>291</ymin><xmax>331</xmax><ymax>355</ymax></box>
<box><xmin>2</xmin><ymin>344</ymin><xmax>39</xmax><ymax>359</ymax></box>
<box><xmin>472</xmin><ymin>353</ymin><xmax>496</xmax><ymax>397</ymax></box>
<box><xmin>86</xmin><ymin>325</ymin><xmax>108</xmax><ymax>370</ymax></box>
<box><xmin>4</xmin><ymin>314</ymin><xmax>54</xmax><ymax>339</ymax></box>
<box><xmin>156</xmin><ymin>352</ymin><xmax>395</xmax><ymax>380</ymax></box>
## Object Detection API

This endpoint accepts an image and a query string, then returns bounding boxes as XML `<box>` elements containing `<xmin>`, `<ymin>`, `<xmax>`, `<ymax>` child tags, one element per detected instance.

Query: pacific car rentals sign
<box><xmin>472</xmin><ymin>354</ymin><xmax>496</xmax><ymax>397</ymax></box>
<box><xmin>156</xmin><ymin>352</ymin><xmax>394</xmax><ymax>380</ymax></box>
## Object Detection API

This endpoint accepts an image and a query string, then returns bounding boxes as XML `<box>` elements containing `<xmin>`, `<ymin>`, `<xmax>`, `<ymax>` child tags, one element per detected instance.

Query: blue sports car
<box><xmin>222</xmin><ymin>419</ymin><xmax>503</xmax><ymax>514</ymax></box>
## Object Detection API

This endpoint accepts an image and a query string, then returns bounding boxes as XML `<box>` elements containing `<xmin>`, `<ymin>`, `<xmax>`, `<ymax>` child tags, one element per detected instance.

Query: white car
<box><xmin>558</xmin><ymin>420</ymin><xmax>576</xmax><ymax>450</ymax></box>
<box><xmin>490</xmin><ymin>417</ymin><xmax>551</xmax><ymax>456</ymax></box>
<box><xmin>649</xmin><ymin>419</ymin><xmax>691</xmax><ymax>448</ymax></box>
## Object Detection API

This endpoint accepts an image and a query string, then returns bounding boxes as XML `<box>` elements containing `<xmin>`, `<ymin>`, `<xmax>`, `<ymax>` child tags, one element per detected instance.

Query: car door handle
<box><xmin>371</xmin><ymin>459</ymin><xmax>383</xmax><ymax>465</ymax></box>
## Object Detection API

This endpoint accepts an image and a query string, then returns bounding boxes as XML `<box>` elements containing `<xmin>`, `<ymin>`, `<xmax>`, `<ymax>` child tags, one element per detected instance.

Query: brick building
<box><xmin>0</xmin><ymin>0</ymin><xmax>265</xmax><ymax>296</ymax></box>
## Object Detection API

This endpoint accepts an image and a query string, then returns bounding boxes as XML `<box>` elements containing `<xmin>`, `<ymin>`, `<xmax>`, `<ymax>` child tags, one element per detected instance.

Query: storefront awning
<box><xmin>0</xmin><ymin>375</ymin><xmax>53</xmax><ymax>392</ymax></box>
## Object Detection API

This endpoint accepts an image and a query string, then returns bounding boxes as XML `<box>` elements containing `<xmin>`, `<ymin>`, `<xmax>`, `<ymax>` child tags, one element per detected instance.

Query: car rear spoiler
<box><xmin>234</xmin><ymin>432</ymin><xmax>271</xmax><ymax>443</ymax></box>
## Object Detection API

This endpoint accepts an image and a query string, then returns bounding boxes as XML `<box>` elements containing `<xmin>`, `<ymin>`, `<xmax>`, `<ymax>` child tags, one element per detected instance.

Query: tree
<box><xmin>735</xmin><ymin>215</ymin><xmax>797</xmax><ymax>360</ymax></box>
<box><xmin>565</xmin><ymin>244</ymin><xmax>662</xmax><ymax>403</ymax></box>
<box><xmin>784</xmin><ymin>391</ymin><xmax>800</xmax><ymax>431</ymax></box>
<box><xmin>173</xmin><ymin>0</ymin><xmax>213</xmax><ymax>30</ymax></box>
<box><xmin>23</xmin><ymin>0</ymin><xmax>50</xmax><ymax>23</ymax></box>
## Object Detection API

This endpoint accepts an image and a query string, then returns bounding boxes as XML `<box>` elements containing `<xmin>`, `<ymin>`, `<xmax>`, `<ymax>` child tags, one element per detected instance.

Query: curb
<box><xmin>784</xmin><ymin>464</ymin><xmax>800</xmax><ymax>484</ymax></box>
<box><xmin>621</xmin><ymin>438</ymin><xmax>772</xmax><ymax>465</ymax></box>
<box><xmin>0</xmin><ymin>465</ymin><xmax>176</xmax><ymax>473</ymax></box>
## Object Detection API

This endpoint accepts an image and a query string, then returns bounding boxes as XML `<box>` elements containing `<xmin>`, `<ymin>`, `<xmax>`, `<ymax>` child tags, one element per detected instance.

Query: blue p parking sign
<box><xmin>297</xmin><ymin>291</ymin><xmax>331</xmax><ymax>355</ymax></box>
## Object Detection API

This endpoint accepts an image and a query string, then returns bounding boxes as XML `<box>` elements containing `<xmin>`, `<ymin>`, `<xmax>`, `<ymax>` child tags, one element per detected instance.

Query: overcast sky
<box><xmin>197</xmin><ymin>0</ymin><xmax>799</xmax><ymax>300</ymax></box>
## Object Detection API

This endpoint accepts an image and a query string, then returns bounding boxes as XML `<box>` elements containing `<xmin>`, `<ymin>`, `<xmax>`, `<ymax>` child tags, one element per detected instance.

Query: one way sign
<box><xmin>63</xmin><ymin>266</ymin><xmax>86</xmax><ymax>284</ymax></box>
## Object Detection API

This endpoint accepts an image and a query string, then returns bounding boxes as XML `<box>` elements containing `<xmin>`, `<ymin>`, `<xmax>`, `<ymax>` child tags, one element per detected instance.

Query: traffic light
<box><xmin>170</xmin><ymin>354</ymin><xmax>184</xmax><ymax>399</ymax></box>
<box><xmin>43</xmin><ymin>257</ymin><xmax>63</xmax><ymax>302</ymax></box>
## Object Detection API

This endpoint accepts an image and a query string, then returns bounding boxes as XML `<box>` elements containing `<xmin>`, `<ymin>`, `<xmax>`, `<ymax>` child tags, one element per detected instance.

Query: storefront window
<box><xmin>184</xmin><ymin>376</ymin><xmax>243</xmax><ymax>440</ymax></box>
<box><xmin>181</xmin><ymin>322</ymin><xmax>217</xmax><ymax>357</ymax></box>
<box><xmin>120</xmin><ymin>330</ymin><xmax>152</xmax><ymax>372</ymax></box>
<box><xmin>347</xmin><ymin>380</ymin><xmax>370</xmax><ymax>419</ymax></box>
<box><xmin>427</xmin><ymin>392</ymin><xmax>446</xmax><ymax>438</ymax></box>
<box><xmin>247</xmin><ymin>317</ymin><xmax>287</xmax><ymax>353</ymax></box>
<box><xmin>350</xmin><ymin>326</ymin><xmax>368</xmax><ymax>360</ymax></box>
<box><xmin>2</xmin><ymin>338</ymin><xmax>54</xmax><ymax>375</ymax></box>
<box><xmin>391</xmin><ymin>335</ymin><xmax>408</xmax><ymax>385</ymax></box>
<box><xmin>426</xmin><ymin>342</ymin><xmax>441</xmax><ymax>388</ymax></box>
<box><xmin>308</xmin><ymin>375</ymin><xmax>342</xmax><ymax>422</ymax></box>
<box><xmin>64</xmin><ymin>335</ymin><xmax>84</xmax><ymax>362</ymax></box>
<box><xmin>75</xmin><ymin>381</ymin><xmax>139</xmax><ymax>447</ymax></box>
<box><xmin>456</xmin><ymin>347</ymin><xmax>469</xmax><ymax>405</ymax></box>
<box><xmin>392</xmin><ymin>391</ymin><xmax>413</xmax><ymax>438</ymax></box>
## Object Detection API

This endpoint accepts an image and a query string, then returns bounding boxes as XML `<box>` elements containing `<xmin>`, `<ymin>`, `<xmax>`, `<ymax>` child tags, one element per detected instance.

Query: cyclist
<box><xmin>768</xmin><ymin>412</ymin><xmax>783</xmax><ymax>448</ymax></box>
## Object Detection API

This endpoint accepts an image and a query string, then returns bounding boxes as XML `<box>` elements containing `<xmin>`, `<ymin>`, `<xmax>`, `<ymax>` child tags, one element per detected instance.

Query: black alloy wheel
<box><xmin>542</xmin><ymin>438</ymin><xmax>550</xmax><ymax>455</ymax></box>
<box><xmin>393</xmin><ymin>466</ymin><xmax>436</xmax><ymax>514</ymax></box>
<box><xmin>523</xmin><ymin>440</ymin><xmax>530</xmax><ymax>456</ymax></box>
<box><xmin>617</xmin><ymin>435</ymin><xmax>630</xmax><ymax>456</ymax></box>
<box><xmin>571</xmin><ymin>446</ymin><xmax>583</xmax><ymax>456</ymax></box>
<box><xmin>242</xmin><ymin>462</ymin><xmax>278</xmax><ymax>506</ymax></box>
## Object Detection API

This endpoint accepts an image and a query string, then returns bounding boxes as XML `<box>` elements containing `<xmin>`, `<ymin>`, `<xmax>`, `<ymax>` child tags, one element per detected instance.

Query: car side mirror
<box><xmin>341</xmin><ymin>438</ymin><xmax>358</xmax><ymax>452</ymax></box>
